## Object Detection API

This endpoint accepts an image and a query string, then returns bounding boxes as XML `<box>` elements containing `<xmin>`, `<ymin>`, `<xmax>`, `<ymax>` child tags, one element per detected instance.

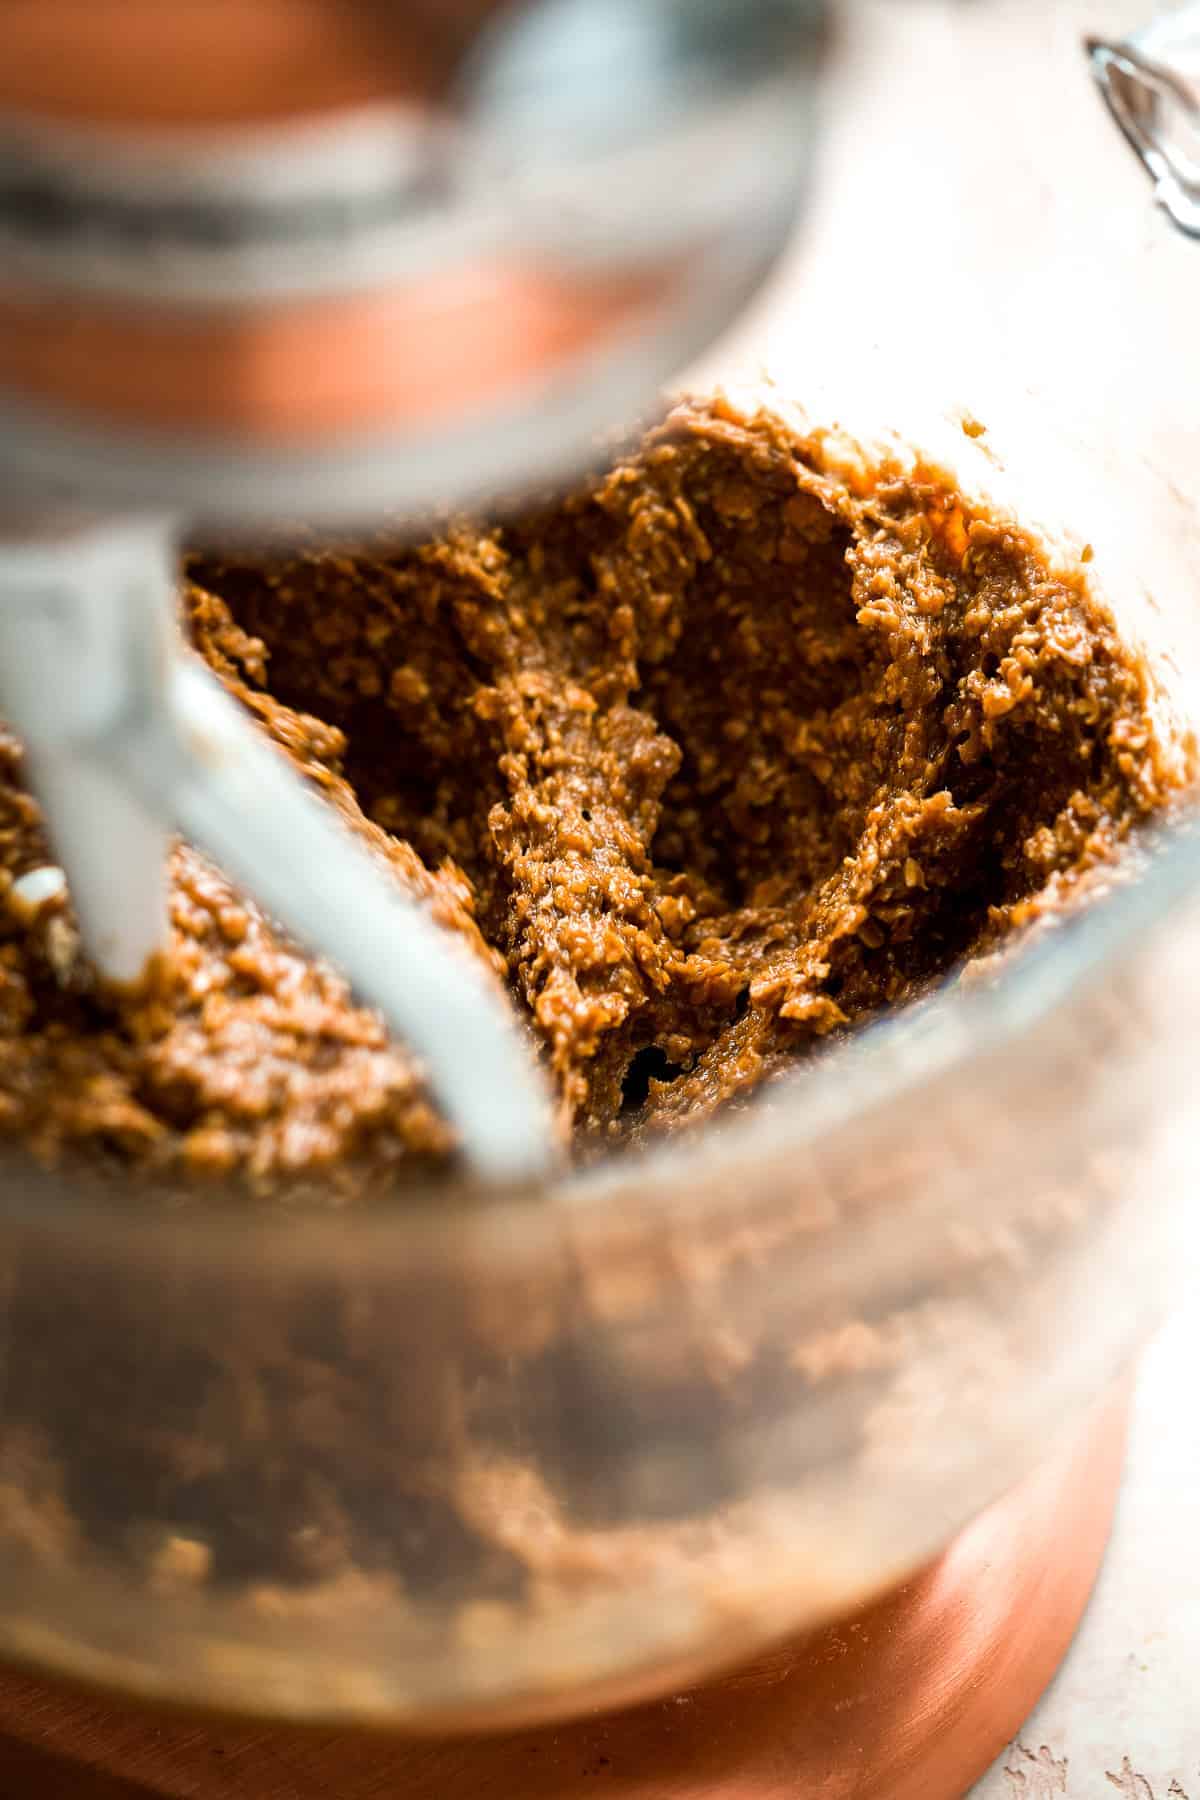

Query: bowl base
<box><xmin>0</xmin><ymin>1382</ymin><xmax>1129</xmax><ymax>1800</ymax></box>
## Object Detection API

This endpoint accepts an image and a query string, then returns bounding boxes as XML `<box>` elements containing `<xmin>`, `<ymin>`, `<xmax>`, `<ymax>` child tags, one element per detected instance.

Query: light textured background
<box><xmin>974</xmin><ymin>1292</ymin><xmax>1200</xmax><ymax>1797</ymax></box>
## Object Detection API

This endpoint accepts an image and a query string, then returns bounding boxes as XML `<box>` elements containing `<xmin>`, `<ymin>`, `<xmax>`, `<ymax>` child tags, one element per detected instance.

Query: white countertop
<box><xmin>974</xmin><ymin>1291</ymin><xmax>1200</xmax><ymax>1795</ymax></box>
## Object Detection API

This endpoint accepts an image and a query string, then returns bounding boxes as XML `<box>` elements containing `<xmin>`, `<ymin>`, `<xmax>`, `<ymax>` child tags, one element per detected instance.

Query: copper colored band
<box><xmin>0</xmin><ymin>266</ymin><xmax>671</xmax><ymax>441</ymax></box>
<box><xmin>0</xmin><ymin>1380</ymin><xmax>1132</xmax><ymax>1798</ymax></box>
<box><xmin>0</xmin><ymin>0</ymin><xmax>505</xmax><ymax>126</ymax></box>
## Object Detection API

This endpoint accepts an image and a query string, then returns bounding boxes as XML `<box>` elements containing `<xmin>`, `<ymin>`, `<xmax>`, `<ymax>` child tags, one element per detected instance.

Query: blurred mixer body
<box><xmin>0</xmin><ymin>0</ymin><xmax>825</xmax><ymax>526</ymax></box>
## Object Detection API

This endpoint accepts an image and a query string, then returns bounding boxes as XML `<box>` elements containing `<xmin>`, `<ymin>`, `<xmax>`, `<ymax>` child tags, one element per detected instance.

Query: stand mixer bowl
<box><xmin>0</xmin><ymin>795</ymin><xmax>1193</xmax><ymax>1726</ymax></box>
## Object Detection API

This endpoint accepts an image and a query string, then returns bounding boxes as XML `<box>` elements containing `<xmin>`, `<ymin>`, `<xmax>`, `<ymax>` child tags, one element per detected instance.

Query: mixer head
<box><xmin>0</xmin><ymin>0</ymin><xmax>824</xmax><ymax>528</ymax></box>
<box><xmin>0</xmin><ymin>0</ymin><xmax>825</xmax><ymax>1178</ymax></box>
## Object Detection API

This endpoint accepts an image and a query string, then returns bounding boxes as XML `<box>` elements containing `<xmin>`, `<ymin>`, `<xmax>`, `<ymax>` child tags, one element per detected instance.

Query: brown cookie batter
<box><xmin>0</xmin><ymin>397</ymin><xmax>1185</xmax><ymax>1690</ymax></box>
<box><xmin>0</xmin><ymin>400</ymin><xmax>1177</xmax><ymax>1191</ymax></box>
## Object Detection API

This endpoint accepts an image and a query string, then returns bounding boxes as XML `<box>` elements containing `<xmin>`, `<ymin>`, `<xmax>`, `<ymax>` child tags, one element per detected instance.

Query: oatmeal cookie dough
<box><xmin>0</xmin><ymin>400</ymin><xmax>1177</xmax><ymax>1189</ymax></box>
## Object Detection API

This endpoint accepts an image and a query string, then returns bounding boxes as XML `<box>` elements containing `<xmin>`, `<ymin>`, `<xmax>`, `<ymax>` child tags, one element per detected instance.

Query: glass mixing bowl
<box><xmin>0</xmin><ymin>0</ymin><xmax>1195</xmax><ymax>1729</ymax></box>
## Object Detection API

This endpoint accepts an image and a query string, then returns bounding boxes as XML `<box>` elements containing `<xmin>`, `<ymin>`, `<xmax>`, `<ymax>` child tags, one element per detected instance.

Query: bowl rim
<box><xmin>7</xmin><ymin>802</ymin><xmax>1195</xmax><ymax>1274</ymax></box>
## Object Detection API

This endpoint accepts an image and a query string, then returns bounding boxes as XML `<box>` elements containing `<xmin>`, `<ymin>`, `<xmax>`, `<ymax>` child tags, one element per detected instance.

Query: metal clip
<box><xmin>1088</xmin><ymin>5</ymin><xmax>1200</xmax><ymax>237</ymax></box>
